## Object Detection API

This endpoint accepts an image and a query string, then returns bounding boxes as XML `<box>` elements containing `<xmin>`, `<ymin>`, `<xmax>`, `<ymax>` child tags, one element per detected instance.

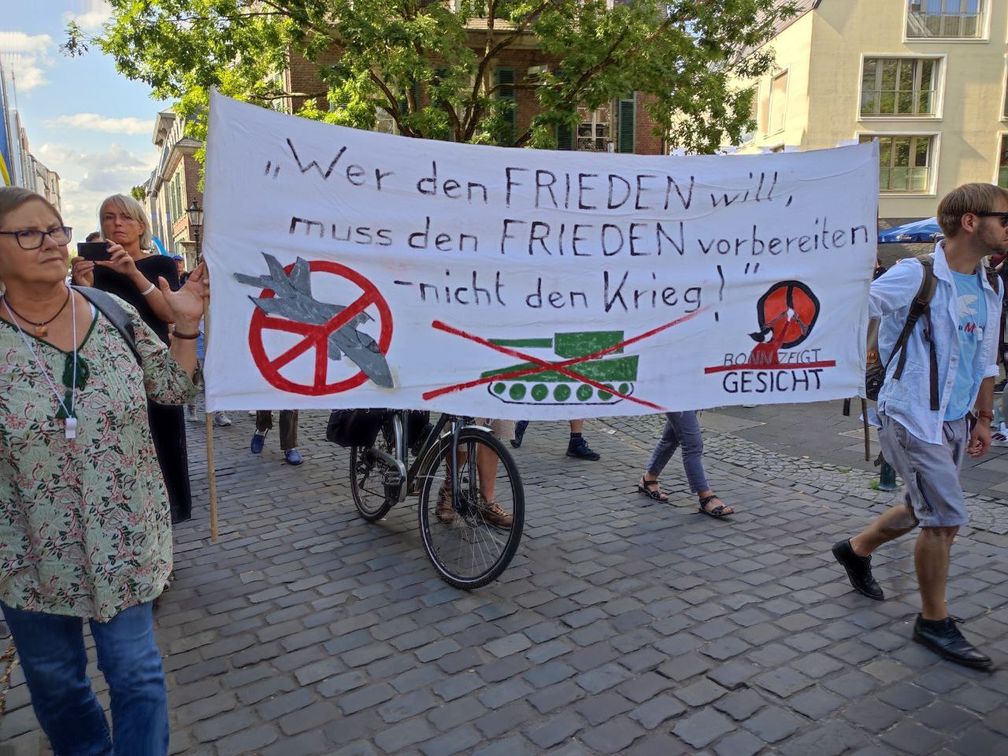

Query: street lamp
<box><xmin>187</xmin><ymin>199</ymin><xmax>204</xmax><ymax>263</ymax></box>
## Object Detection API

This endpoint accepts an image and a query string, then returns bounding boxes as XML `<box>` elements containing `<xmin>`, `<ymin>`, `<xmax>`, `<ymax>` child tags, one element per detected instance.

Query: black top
<box><xmin>94</xmin><ymin>254</ymin><xmax>179</xmax><ymax>344</ymax></box>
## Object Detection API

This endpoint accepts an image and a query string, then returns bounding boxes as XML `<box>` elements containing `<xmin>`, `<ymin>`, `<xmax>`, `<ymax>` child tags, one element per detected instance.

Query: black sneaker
<box><xmin>913</xmin><ymin>615</ymin><xmax>992</xmax><ymax>670</ymax></box>
<box><xmin>566</xmin><ymin>435</ymin><xmax>600</xmax><ymax>461</ymax></box>
<box><xmin>831</xmin><ymin>539</ymin><xmax>884</xmax><ymax>600</ymax></box>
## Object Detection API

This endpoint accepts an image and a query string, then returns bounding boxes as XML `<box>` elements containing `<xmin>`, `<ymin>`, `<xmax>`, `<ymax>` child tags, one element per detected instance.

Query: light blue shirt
<box><xmin>944</xmin><ymin>270</ymin><xmax>987</xmax><ymax>421</ymax></box>
<box><xmin>870</xmin><ymin>243</ymin><xmax>1002</xmax><ymax>444</ymax></box>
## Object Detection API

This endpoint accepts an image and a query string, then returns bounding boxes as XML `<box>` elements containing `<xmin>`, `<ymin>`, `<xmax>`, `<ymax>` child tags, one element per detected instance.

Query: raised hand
<box><xmin>160</xmin><ymin>261</ymin><xmax>208</xmax><ymax>330</ymax></box>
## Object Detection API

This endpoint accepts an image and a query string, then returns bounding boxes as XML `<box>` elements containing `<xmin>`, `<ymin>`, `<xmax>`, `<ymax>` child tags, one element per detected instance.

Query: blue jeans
<box><xmin>645</xmin><ymin>410</ymin><xmax>710</xmax><ymax>494</ymax></box>
<box><xmin>1</xmin><ymin>602</ymin><xmax>168</xmax><ymax>756</ymax></box>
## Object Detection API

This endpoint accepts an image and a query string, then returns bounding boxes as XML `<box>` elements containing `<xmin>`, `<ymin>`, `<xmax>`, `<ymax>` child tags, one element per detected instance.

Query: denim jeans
<box><xmin>1</xmin><ymin>602</ymin><xmax>169</xmax><ymax>756</ymax></box>
<box><xmin>645</xmin><ymin>410</ymin><xmax>710</xmax><ymax>494</ymax></box>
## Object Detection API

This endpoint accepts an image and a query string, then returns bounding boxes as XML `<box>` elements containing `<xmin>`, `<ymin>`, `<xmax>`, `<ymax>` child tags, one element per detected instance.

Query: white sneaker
<box><xmin>214</xmin><ymin>413</ymin><xmax>233</xmax><ymax>427</ymax></box>
<box><xmin>992</xmin><ymin>423</ymin><xmax>1008</xmax><ymax>448</ymax></box>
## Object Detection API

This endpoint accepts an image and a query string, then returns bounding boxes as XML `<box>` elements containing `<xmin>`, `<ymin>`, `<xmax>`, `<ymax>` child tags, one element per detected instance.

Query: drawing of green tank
<box><xmin>480</xmin><ymin>331</ymin><xmax>639</xmax><ymax>405</ymax></box>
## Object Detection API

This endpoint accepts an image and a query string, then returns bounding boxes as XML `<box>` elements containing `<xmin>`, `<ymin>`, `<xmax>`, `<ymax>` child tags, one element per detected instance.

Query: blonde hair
<box><xmin>99</xmin><ymin>193</ymin><xmax>153</xmax><ymax>249</ymax></box>
<box><xmin>937</xmin><ymin>183</ymin><xmax>1008</xmax><ymax>239</ymax></box>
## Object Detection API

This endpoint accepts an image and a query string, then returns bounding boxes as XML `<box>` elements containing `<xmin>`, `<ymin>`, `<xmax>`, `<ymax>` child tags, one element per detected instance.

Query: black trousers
<box><xmin>149</xmin><ymin>401</ymin><xmax>193</xmax><ymax>523</ymax></box>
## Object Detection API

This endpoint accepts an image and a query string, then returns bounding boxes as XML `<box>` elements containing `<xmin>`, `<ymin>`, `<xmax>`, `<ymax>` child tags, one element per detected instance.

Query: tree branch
<box><xmin>463</xmin><ymin>0</ymin><xmax>556</xmax><ymax>140</ymax></box>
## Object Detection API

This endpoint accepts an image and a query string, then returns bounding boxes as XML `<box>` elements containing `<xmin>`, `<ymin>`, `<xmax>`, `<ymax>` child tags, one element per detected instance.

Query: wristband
<box><xmin>173</xmin><ymin>330</ymin><xmax>199</xmax><ymax>340</ymax></box>
<box><xmin>976</xmin><ymin>410</ymin><xmax>994</xmax><ymax>421</ymax></box>
<box><xmin>140</xmin><ymin>282</ymin><xmax>157</xmax><ymax>296</ymax></box>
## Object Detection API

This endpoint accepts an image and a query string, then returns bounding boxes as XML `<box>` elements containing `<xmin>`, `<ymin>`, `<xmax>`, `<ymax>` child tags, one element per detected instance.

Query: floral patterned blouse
<box><xmin>0</xmin><ymin>295</ymin><xmax>196</xmax><ymax>622</ymax></box>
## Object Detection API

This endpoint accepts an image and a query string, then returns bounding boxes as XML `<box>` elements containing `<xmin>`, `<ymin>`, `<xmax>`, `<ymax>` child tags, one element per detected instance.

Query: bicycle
<box><xmin>349</xmin><ymin>411</ymin><xmax>525</xmax><ymax>589</ymax></box>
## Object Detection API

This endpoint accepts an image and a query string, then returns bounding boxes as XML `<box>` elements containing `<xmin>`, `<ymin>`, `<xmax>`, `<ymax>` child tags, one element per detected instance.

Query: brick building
<box><xmin>283</xmin><ymin>41</ymin><xmax>665</xmax><ymax>155</ymax></box>
<box><xmin>147</xmin><ymin>111</ymin><xmax>203</xmax><ymax>268</ymax></box>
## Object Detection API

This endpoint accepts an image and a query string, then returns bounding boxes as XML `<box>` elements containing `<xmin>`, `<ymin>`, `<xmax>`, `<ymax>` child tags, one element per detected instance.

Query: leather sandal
<box><xmin>636</xmin><ymin>476</ymin><xmax>669</xmax><ymax>502</ymax></box>
<box><xmin>698</xmin><ymin>494</ymin><xmax>733</xmax><ymax>518</ymax></box>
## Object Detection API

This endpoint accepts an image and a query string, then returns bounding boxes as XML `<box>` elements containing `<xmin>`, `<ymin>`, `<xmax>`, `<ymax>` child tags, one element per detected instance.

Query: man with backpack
<box><xmin>832</xmin><ymin>183</ymin><xmax>1005</xmax><ymax>670</ymax></box>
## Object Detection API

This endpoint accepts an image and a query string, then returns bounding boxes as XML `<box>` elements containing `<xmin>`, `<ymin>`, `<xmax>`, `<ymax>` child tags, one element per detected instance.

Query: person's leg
<box><xmin>637</xmin><ymin>414</ymin><xmax>678</xmax><ymax>502</ymax></box>
<box><xmin>644</xmin><ymin>414</ymin><xmax>679</xmax><ymax>481</ymax></box>
<box><xmin>849</xmin><ymin>503</ymin><xmax>919</xmax><ymax>556</ymax></box>
<box><xmin>255</xmin><ymin>411</ymin><xmax>273</xmax><ymax>434</ymax></box>
<box><xmin>0</xmin><ymin>604</ymin><xmax>111</xmax><ymax>754</ymax></box>
<box><xmin>511</xmin><ymin>419</ymin><xmax>529</xmax><ymax>448</ymax></box>
<box><xmin>440</xmin><ymin>419</ymin><xmax>512</xmax><ymax>527</ymax></box>
<box><xmin>834</xmin><ymin>412</ymin><xmax>921</xmax><ymax>601</ymax></box>
<box><xmin>91</xmin><ymin>602</ymin><xmax>169</xmax><ymax>755</ymax></box>
<box><xmin>670</xmin><ymin>410</ymin><xmax>733</xmax><ymax>516</ymax></box>
<box><xmin>252</xmin><ymin>411</ymin><xmax>273</xmax><ymax>453</ymax></box>
<box><xmin>915</xmin><ymin>526</ymin><xmax>957</xmax><ymax>620</ymax></box>
<box><xmin>280</xmin><ymin>410</ymin><xmax>303</xmax><ymax>464</ymax></box>
<box><xmin>567</xmin><ymin>419</ymin><xmax>600</xmax><ymax>460</ymax></box>
<box><xmin>279</xmin><ymin>410</ymin><xmax>298</xmax><ymax>451</ymax></box>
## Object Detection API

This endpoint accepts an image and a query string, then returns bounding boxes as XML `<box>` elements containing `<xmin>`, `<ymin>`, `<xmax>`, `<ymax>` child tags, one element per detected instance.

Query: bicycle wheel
<box><xmin>350</xmin><ymin>423</ymin><xmax>400</xmax><ymax>522</ymax></box>
<box><xmin>418</xmin><ymin>428</ymin><xmax>524</xmax><ymax>589</ymax></box>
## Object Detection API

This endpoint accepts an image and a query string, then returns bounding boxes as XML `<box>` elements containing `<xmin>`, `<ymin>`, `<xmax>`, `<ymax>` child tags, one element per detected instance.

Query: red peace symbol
<box><xmin>755</xmin><ymin>280</ymin><xmax>820</xmax><ymax>350</ymax></box>
<box><xmin>248</xmin><ymin>260</ymin><xmax>392</xmax><ymax>396</ymax></box>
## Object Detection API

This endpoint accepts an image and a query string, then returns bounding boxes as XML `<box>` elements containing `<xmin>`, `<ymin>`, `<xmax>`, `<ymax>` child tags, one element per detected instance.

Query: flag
<box><xmin>0</xmin><ymin>64</ymin><xmax>14</xmax><ymax>187</ymax></box>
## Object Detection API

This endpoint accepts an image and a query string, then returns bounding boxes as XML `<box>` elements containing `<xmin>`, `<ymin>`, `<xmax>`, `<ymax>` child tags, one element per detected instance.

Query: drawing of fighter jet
<box><xmin>235</xmin><ymin>253</ymin><xmax>394</xmax><ymax>388</ymax></box>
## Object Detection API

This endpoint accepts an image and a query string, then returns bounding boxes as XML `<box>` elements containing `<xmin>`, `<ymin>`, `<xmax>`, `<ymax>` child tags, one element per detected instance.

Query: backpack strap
<box><xmin>72</xmin><ymin>286</ymin><xmax>143</xmax><ymax>366</ymax></box>
<box><xmin>889</xmin><ymin>258</ymin><xmax>939</xmax><ymax>411</ymax></box>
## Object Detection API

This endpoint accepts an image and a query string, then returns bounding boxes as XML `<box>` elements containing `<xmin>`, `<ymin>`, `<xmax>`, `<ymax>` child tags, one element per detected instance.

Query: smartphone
<box><xmin>77</xmin><ymin>241</ymin><xmax>111</xmax><ymax>262</ymax></box>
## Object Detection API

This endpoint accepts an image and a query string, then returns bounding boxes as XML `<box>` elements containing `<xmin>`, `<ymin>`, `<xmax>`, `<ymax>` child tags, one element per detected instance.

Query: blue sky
<box><xmin>2</xmin><ymin>1</ymin><xmax>168</xmax><ymax>241</ymax></box>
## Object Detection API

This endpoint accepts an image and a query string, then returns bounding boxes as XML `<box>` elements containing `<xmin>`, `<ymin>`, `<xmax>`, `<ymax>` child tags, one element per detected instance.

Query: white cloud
<box><xmin>45</xmin><ymin>113</ymin><xmax>152</xmax><ymax>136</ymax></box>
<box><xmin>36</xmin><ymin>143</ymin><xmax>159</xmax><ymax>242</ymax></box>
<box><xmin>0</xmin><ymin>32</ymin><xmax>55</xmax><ymax>91</ymax></box>
<box><xmin>64</xmin><ymin>0</ymin><xmax>114</xmax><ymax>33</ymax></box>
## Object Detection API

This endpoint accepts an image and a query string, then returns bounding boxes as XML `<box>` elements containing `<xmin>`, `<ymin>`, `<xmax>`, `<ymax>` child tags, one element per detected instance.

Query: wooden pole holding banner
<box><xmin>861</xmin><ymin>397</ymin><xmax>871</xmax><ymax>461</ymax></box>
<box><xmin>204</xmin><ymin>297</ymin><xmax>219</xmax><ymax>542</ymax></box>
<box><xmin>190</xmin><ymin>202</ymin><xmax>219</xmax><ymax>543</ymax></box>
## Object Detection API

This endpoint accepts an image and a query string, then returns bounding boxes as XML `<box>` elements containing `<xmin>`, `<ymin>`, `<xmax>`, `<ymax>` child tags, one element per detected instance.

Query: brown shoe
<box><xmin>479</xmin><ymin>500</ymin><xmax>513</xmax><ymax>528</ymax></box>
<box><xmin>436</xmin><ymin>485</ymin><xmax>455</xmax><ymax>524</ymax></box>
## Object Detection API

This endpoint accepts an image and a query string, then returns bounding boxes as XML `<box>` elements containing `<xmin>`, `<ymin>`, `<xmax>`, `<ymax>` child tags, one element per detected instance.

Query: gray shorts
<box><xmin>877</xmin><ymin>413</ymin><xmax>969</xmax><ymax>528</ymax></box>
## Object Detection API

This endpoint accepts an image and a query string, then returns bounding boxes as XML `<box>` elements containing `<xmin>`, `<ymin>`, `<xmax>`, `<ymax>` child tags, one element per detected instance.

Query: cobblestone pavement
<box><xmin>3</xmin><ymin>407</ymin><xmax>1008</xmax><ymax>755</ymax></box>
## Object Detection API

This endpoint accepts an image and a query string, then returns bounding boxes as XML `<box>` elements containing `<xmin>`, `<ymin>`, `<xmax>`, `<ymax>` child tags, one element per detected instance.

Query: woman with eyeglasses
<box><xmin>0</xmin><ymin>187</ymin><xmax>203</xmax><ymax>753</ymax></box>
<box><xmin>71</xmin><ymin>193</ymin><xmax>194</xmax><ymax>522</ymax></box>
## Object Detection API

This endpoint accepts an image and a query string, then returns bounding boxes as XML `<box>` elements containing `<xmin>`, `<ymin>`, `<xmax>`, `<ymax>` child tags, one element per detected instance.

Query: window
<box><xmin>617</xmin><ymin>95</ymin><xmax>635</xmax><ymax>153</ymax></box>
<box><xmin>998</xmin><ymin>135</ymin><xmax>1008</xmax><ymax>188</ymax></box>
<box><xmin>768</xmin><ymin>71</ymin><xmax>788</xmax><ymax>134</ymax></box>
<box><xmin>861</xmin><ymin>58</ymin><xmax>938</xmax><ymax>117</ymax></box>
<box><xmin>556</xmin><ymin>122</ymin><xmax>574</xmax><ymax>150</ymax></box>
<box><xmin>1003</xmin><ymin>69</ymin><xmax>1008</xmax><ymax>119</ymax></box>
<box><xmin>577</xmin><ymin>105</ymin><xmax>611</xmax><ymax>151</ymax></box>
<box><xmin>860</xmin><ymin>134</ymin><xmax>935</xmax><ymax>192</ymax></box>
<box><xmin>374</xmin><ymin>108</ymin><xmax>397</xmax><ymax>134</ymax></box>
<box><xmin>494</xmin><ymin>68</ymin><xmax>516</xmax><ymax>145</ymax></box>
<box><xmin>906</xmin><ymin>0</ymin><xmax>983</xmax><ymax>39</ymax></box>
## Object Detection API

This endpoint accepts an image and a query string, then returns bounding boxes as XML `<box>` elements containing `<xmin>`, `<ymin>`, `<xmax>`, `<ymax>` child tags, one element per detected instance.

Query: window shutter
<box><xmin>556</xmin><ymin>122</ymin><xmax>573</xmax><ymax>150</ymax></box>
<box><xmin>618</xmin><ymin>95</ymin><xmax>636</xmax><ymax>153</ymax></box>
<box><xmin>495</xmin><ymin>68</ymin><xmax>516</xmax><ymax>145</ymax></box>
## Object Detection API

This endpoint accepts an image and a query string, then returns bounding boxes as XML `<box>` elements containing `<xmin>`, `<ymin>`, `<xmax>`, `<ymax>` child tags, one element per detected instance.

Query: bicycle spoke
<box><xmin>419</xmin><ymin>427</ymin><xmax>524</xmax><ymax>588</ymax></box>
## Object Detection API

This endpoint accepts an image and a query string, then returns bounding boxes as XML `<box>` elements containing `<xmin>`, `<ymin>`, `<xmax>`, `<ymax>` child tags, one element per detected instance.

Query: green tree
<box><xmin>69</xmin><ymin>0</ymin><xmax>794</xmax><ymax>152</ymax></box>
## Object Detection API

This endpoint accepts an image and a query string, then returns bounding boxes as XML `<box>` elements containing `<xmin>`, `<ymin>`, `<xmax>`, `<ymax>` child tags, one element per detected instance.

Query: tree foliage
<box><xmin>79</xmin><ymin>0</ymin><xmax>795</xmax><ymax>152</ymax></box>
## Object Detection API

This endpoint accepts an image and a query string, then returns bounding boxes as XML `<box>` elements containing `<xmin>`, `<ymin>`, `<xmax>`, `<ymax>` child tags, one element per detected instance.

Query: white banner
<box><xmin>203</xmin><ymin>92</ymin><xmax>878</xmax><ymax>417</ymax></box>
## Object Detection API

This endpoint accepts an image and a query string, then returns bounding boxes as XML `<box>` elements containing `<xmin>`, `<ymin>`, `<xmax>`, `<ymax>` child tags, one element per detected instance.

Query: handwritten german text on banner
<box><xmin>203</xmin><ymin>92</ymin><xmax>878</xmax><ymax>417</ymax></box>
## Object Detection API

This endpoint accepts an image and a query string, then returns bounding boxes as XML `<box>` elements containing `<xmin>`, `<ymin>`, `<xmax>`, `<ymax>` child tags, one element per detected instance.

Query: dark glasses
<box><xmin>974</xmin><ymin>211</ymin><xmax>1008</xmax><ymax>226</ymax></box>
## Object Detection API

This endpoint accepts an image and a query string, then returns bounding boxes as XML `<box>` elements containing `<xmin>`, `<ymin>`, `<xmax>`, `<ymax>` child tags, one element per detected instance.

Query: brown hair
<box><xmin>0</xmin><ymin>187</ymin><xmax>63</xmax><ymax>229</ymax></box>
<box><xmin>936</xmin><ymin>183</ymin><xmax>1008</xmax><ymax>238</ymax></box>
